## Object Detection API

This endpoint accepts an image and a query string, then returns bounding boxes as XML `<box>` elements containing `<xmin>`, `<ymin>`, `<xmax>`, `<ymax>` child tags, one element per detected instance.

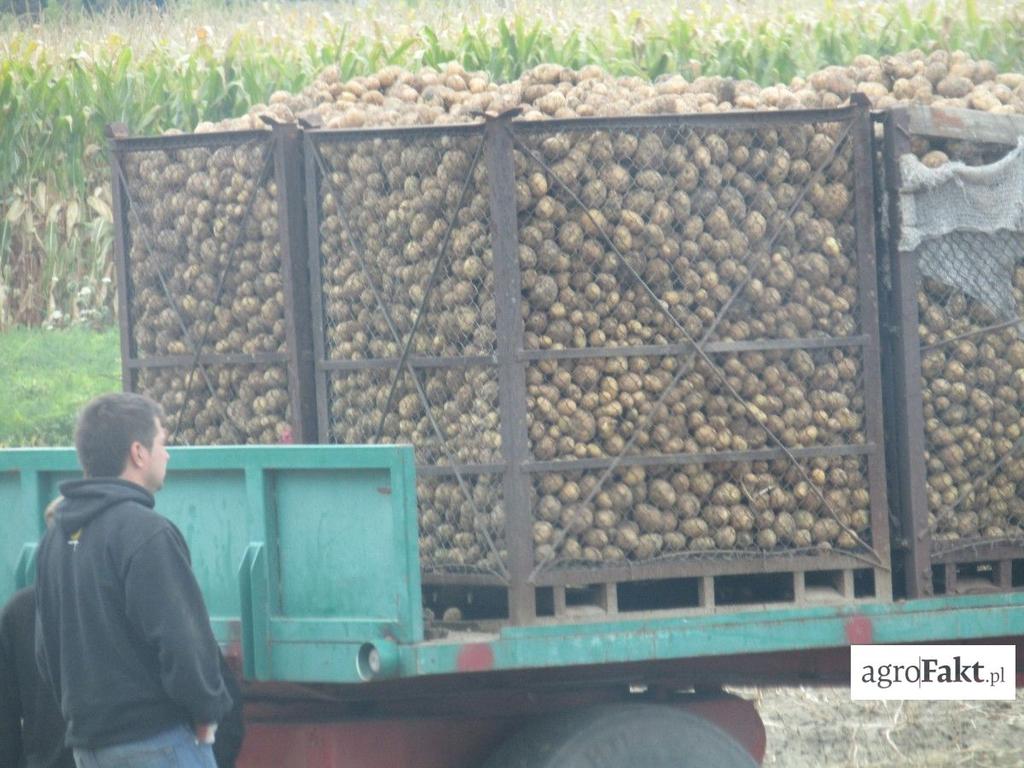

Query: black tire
<box><xmin>481</xmin><ymin>703</ymin><xmax>758</xmax><ymax>768</ymax></box>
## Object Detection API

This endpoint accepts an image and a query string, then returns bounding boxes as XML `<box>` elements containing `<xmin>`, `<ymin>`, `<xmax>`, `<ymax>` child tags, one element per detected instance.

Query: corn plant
<box><xmin>0</xmin><ymin>0</ymin><xmax>1022</xmax><ymax>328</ymax></box>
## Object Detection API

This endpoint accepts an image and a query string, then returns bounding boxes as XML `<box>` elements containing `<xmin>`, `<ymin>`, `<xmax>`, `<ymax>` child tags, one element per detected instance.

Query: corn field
<box><xmin>1</xmin><ymin>0</ymin><xmax>1023</xmax><ymax>329</ymax></box>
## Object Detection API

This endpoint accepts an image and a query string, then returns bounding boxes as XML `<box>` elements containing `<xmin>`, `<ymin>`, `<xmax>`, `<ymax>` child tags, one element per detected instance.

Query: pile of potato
<box><xmin>419</xmin><ymin>474</ymin><xmax>507</xmax><ymax>572</ymax></box>
<box><xmin>329</xmin><ymin>366</ymin><xmax>501</xmax><ymax>465</ymax></box>
<box><xmin>513</xmin><ymin>123</ymin><xmax>862</xmax><ymax>347</ymax></box>
<box><xmin>125</xmin><ymin>142</ymin><xmax>293</xmax><ymax>444</ymax></box>
<box><xmin>526</xmin><ymin>350</ymin><xmax>864</xmax><ymax>462</ymax></box>
<box><xmin>196</xmin><ymin>50</ymin><xmax>1024</xmax><ymax>133</ymax></box>
<box><xmin>919</xmin><ymin>265</ymin><xmax>1024</xmax><ymax>543</ymax></box>
<box><xmin>532</xmin><ymin>457</ymin><xmax>871</xmax><ymax>564</ymax></box>
<box><xmin>312</xmin><ymin>109</ymin><xmax>871</xmax><ymax>567</ymax></box>
<box><xmin>317</xmin><ymin>135</ymin><xmax>496</xmax><ymax>361</ymax></box>
<box><xmin>128</xmin><ymin>48</ymin><xmax>1024</xmax><ymax>567</ymax></box>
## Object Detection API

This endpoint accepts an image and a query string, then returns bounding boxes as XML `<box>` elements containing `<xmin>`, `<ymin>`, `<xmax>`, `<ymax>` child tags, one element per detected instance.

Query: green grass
<box><xmin>0</xmin><ymin>327</ymin><xmax>120</xmax><ymax>446</ymax></box>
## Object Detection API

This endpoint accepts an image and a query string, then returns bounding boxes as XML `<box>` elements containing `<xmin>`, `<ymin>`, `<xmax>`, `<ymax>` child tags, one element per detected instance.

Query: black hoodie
<box><xmin>0</xmin><ymin>587</ymin><xmax>75</xmax><ymax>768</ymax></box>
<box><xmin>34</xmin><ymin>479</ymin><xmax>233</xmax><ymax>749</ymax></box>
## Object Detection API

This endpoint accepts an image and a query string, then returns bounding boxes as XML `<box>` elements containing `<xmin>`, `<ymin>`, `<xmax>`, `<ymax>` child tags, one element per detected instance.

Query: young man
<box><xmin>34</xmin><ymin>393</ymin><xmax>233</xmax><ymax>768</ymax></box>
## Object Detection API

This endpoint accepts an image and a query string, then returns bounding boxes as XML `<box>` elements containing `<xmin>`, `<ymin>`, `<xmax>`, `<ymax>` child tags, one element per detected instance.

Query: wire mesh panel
<box><xmin>419</xmin><ymin>473</ymin><xmax>507</xmax><ymax>575</ymax></box>
<box><xmin>881</xmin><ymin>105</ymin><xmax>1024</xmax><ymax>598</ymax></box>
<box><xmin>513</xmin><ymin>121</ymin><xmax>862</xmax><ymax>349</ymax></box>
<box><xmin>307</xmin><ymin>101</ymin><xmax>891</xmax><ymax>620</ymax></box>
<box><xmin>524</xmin><ymin>347</ymin><xmax>867</xmax><ymax>462</ymax></box>
<box><xmin>307</xmin><ymin>125</ymin><xmax>509</xmax><ymax>581</ymax></box>
<box><xmin>328</xmin><ymin>365</ymin><xmax>501</xmax><ymax>466</ymax></box>
<box><xmin>529</xmin><ymin>455</ymin><xmax>873</xmax><ymax>567</ymax></box>
<box><xmin>509</xmin><ymin>106</ymin><xmax>890</xmax><ymax>596</ymax></box>
<box><xmin>109</xmin><ymin>126</ymin><xmax>315</xmax><ymax>446</ymax></box>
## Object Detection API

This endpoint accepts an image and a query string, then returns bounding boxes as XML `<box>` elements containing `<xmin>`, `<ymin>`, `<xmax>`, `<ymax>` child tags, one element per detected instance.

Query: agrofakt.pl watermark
<box><xmin>851</xmin><ymin>645</ymin><xmax>1015</xmax><ymax>701</ymax></box>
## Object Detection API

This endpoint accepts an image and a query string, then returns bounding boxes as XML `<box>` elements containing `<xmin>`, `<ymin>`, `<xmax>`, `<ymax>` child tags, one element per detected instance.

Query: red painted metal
<box><xmin>686</xmin><ymin>696</ymin><xmax>767</xmax><ymax>765</ymax></box>
<box><xmin>844</xmin><ymin>616</ymin><xmax>874</xmax><ymax>644</ymax></box>
<box><xmin>237</xmin><ymin>692</ymin><xmax>767</xmax><ymax>767</ymax></box>
<box><xmin>238</xmin><ymin>716</ymin><xmax>520</xmax><ymax>768</ymax></box>
<box><xmin>456</xmin><ymin>643</ymin><xmax>496</xmax><ymax>672</ymax></box>
<box><xmin>232</xmin><ymin>637</ymin><xmax>1024</xmax><ymax>765</ymax></box>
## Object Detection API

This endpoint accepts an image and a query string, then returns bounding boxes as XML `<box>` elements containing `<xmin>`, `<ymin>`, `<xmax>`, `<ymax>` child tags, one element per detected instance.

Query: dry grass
<box><xmin>740</xmin><ymin>686</ymin><xmax>1024</xmax><ymax>767</ymax></box>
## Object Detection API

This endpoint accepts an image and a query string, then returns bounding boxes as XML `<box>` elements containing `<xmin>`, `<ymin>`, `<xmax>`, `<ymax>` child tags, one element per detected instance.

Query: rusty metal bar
<box><xmin>882</xmin><ymin>108</ymin><xmax>933</xmax><ymax>598</ymax></box>
<box><xmin>309</xmin><ymin>122</ymin><xmax>486</xmax><ymax>143</ymax></box>
<box><xmin>532</xmin><ymin>552</ymin><xmax>881</xmax><ymax>588</ymax></box>
<box><xmin>511</xmin><ymin>105</ymin><xmax>859</xmax><ymax>134</ymax></box>
<box><xmin>106</xmin><ymin>129</ymin><xmax>271</xmax><ymax>153</ymax></box>
<box><xmin>417</xmin><ymin>463</ymin><xmax>506</xmax><ymax>477</ymax></box>
<box><xmin>930</xmin><ymin>538</ymin><xmax>1024</xmax><ymax>562</ymax></box>
<box><xmin>872</xmin><ymin>112</ymin><xmax>905</xmax><ymax>587</ymax></box>
<box><xmin>303</xmin><ymin>105</ymin><xmax>858</xmax><ymax>147</ymax></box>
<box><xmin>996</xmin><ymin>561</ymin><xmax>1014</xmax><ymax>590</ymax></box>
<box><xmin>421</xmin><ymin>572</ymin><xmax>508</xmax><ymax>587</ymax></box>
<box><xmin>124</xmin><ymin>353</ymin><xmax>289</xmax><ymax>368</ymax></box>
<box><xmin>486</xmin><ymin>113</ymin><xmax>536</xmax><ymax>623</ymax></box>
<box><xmin>106</xmin><ymin>123</ymin><xmax>136</xmax><ymax>394</ymax></box>
<box><xmin>306</xmin><ymin>338</ymin><xmax>866</xmax><ymax>369</ymax></box>
<box><xmin>272</xmin><ymin>122</ymin><xmax>318</xmax><ymax>444</ymax></box>
<box><xmin>850</xmin><ymin>94</ymin><xmax>894</xmax><ymax>602</ymax></box>
<box><xmin>303</xmin><ymin>133</ymin><xmax>332</xmax><ymax>444</ymax></box>
<box><xmin>943</xmin><ymin>563</ymin><xmax>958</xmax><ymax>594</ymax></box>
<box><xmin>319</xmin><ymin>355</ymin><xmax>497</xmax><ymax>371</ymax></box>
<box><xmin>517</xmin><ymin>336</ymin><xmax>871</xmax><ymax>362</ymax></box>
<box><xmin>522</xmin><ymin>443</ymin><xmax>875</xmax><ymax>474</ymax></box>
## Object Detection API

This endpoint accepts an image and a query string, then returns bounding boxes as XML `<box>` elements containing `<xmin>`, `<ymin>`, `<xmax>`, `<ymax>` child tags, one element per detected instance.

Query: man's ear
<box><xmin>128</xmin><ymin>440</ymin><xmax>145</xmax><ymax>468</ymax></box>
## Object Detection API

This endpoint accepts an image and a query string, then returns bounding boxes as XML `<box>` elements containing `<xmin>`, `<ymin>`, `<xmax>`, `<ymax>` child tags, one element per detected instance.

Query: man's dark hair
<box><xmin>74</xmin><ymin>393</ymin><xmax>165</xmax><ymax>478</ymax></box>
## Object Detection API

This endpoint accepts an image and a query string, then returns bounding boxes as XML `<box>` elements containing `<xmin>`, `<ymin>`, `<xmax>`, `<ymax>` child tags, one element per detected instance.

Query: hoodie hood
<box><xmin>56</xmin><ymin>479</ymin><xmax>155</xmax><ymax>532</ymax></box>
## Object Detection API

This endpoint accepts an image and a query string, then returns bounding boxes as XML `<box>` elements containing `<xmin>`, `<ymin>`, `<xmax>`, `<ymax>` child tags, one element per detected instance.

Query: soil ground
<box><xmin>736</xmin><ymin>686</ymin><xmax>1023</xmax><ymax>767</ymax></box>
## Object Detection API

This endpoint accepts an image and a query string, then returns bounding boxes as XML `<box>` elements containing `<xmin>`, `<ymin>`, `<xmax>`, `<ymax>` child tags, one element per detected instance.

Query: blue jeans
<box><xmin>73</xmin><ymin>725</ymin><xmax>217</xmax><ymax>768</ymax></box>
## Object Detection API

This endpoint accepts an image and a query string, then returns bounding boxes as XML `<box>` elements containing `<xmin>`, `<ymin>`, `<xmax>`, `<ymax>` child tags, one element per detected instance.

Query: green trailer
<box><xmin>8</xmin><ymin>96</ymin><xmax>1024</xmax><ymax>768</ymax></box>
<box><xmin>3</xmin><ymin>446</ymin><xmax>1022</xmax><ymax>767</ymax></box>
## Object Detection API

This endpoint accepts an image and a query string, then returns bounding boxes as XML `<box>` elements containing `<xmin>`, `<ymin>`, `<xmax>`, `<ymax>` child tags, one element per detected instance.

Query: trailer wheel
<box><xmin>480</xmin><ymin>702</ymin><xmax>758</xmax><ymax>768</ymax></box>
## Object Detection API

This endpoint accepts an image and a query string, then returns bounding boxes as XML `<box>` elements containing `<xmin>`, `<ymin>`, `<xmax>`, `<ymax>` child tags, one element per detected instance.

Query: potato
<box><xmin>163</xmin><ymin>50</ymin><xmax>1024</xmax><ymax>574</ymax></box>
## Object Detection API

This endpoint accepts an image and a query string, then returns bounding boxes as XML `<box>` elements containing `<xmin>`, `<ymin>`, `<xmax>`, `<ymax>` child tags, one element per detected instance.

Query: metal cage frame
<box><xmin>879</xmin><ymin>104</ymin><xmax>1024</xmax><ymax>599</ymax></box>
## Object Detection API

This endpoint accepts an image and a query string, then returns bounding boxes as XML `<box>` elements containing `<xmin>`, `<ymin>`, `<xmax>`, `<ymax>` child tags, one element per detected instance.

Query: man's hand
<box><xmin>194</xmin><ymin>722</ymin><xmax>218</xmax><ymax>745</ymax></box>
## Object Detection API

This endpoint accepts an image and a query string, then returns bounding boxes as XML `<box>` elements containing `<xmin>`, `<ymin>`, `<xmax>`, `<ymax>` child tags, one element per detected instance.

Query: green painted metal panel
<box><xmin>0</xmin><ymin>451</ymin><xmax>81</xmax><ymax>598</ymax></box>
<box><xmin>251</xmin><ymin>450</ymin><xmax>422</xmax><ymax>681</ymax></box>
<box><xmin>157</xmin><ymin>470</ymin><xmax>248</xmax><ymax>624</ymax></box>
<box><xmin>275</xmin><ymin>468</ymin><xmax>396</xmax><ymax>619</ymax></box>
<box><xmin>0</xmin><ymin>470</ymin><xmax>32</xmax><ymax>596</ymax></box>
<box><xmin>0</xmin><ymin>445</ymin><xmax>421</xmax><ymax>685</ymax></box>
<box><xmin>4</xmin><ymin>446</ymin><xmax>1022</xmax><ymax>689</ymax></box>
<box><xmin>239</xmin><ymin>543</ymin><xmax>271</xmax><ymax>680</ymax></box>
<box><xmin>403</xmin><ymin>593</ymin><xmax>1024</xmax><ymax>677</ymax></box>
